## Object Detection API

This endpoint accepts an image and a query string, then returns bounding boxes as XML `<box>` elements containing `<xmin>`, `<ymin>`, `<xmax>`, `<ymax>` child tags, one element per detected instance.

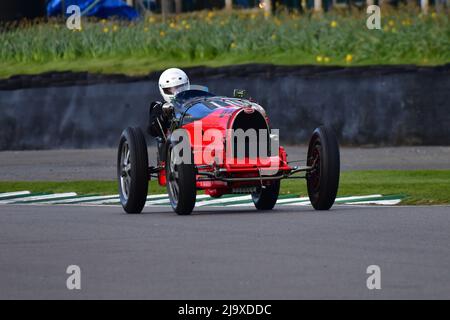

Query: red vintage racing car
<box><xmin>117</xmin><ymin>88</ymin><xmax>340</xmax><ymax>215</ymax></box>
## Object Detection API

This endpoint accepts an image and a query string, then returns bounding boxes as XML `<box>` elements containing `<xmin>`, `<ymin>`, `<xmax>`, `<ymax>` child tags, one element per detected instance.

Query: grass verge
<box><xmin>1</xmin><ymin>8</ymin><xmax>448</xmax><ymax>79</ymax></box>
<box><xmin>0</xmin><ymin>170</ymin><xmax>449</xmax><ymax>205</ymax></box>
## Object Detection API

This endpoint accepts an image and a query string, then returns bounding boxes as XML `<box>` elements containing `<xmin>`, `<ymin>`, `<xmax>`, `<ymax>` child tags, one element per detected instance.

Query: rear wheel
<box><xmin>166</xmin><ymin>144</ymin><xmax>196</xmax><ymax>215</ymax></box>
<box><xmin>252</xmin><ymin>180</ymin><xmax>280</xmax><ymax>210</ymax></box>
<box><xmin>117</xmin><ymin>127</ymin><xmax>149</xmax><ymax>214</ymax></box>
<box><xmin>306</xmin><ymin>126</ymin><xmax>340</xmax><ymax>210</ymax></box>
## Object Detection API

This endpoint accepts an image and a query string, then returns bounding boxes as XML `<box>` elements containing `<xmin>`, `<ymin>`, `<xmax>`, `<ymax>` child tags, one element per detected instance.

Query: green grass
<box><xmin>1</xmin><ymin>170</ymin><xmax>449</xmax><ymax>205</ymax></box>
<box><xmin>0</xmin><ymin>7</ymin><xmax>448</xmax><ymax>79</ymax></box>
<box><xmin>282</xmin><ymin>170</ymin><xmax>450</xmax><ymax>205</ymax></box>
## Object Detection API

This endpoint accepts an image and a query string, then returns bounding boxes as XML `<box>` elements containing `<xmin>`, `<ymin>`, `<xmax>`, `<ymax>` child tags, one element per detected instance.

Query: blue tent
<box><xmin>47</xmin><ymin>0</ymin><xmax>139</xmax><ymax>20</ymax></box>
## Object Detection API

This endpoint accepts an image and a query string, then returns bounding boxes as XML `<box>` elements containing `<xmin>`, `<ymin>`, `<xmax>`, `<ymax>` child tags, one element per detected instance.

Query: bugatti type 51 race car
<box><xmin>117</xmin><ymin>88</ymin><xmax>340</xmax><ymax>215</ymax></box>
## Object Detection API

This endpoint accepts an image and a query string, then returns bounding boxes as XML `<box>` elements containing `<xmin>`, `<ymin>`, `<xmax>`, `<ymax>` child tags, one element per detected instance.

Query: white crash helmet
<box><xmin>158</xmin><ymin>68</ymin><xmax>190</xmax><ymax>102</ymax></box>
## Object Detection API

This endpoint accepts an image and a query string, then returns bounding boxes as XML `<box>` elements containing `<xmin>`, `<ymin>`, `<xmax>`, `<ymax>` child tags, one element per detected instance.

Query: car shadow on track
<box><xmin>137</xmin><ymin>205</ymin><xmax>363</xmax><ymax>217</ymax></box>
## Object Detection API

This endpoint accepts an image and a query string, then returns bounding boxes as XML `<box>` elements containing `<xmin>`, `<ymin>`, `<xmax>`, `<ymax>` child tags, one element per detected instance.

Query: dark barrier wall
<box><xmin>0</xmin><ymin>0</ymin><xmax>47</xmax><ymax>21</ymax></box>
<box><xmin>0</xmin><ymin>64</ymin><xmax>449</xmax><ymax>150</ymax></box>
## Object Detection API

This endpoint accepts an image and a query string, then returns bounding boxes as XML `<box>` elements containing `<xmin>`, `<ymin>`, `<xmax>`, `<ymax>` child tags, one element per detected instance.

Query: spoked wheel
<box><xmin>117</xmin><ymin>127</ymin><xmax>149</xmax><ymax>214</ymax></box>
<box><xmin>306</xmin><ymin>125</ymin><xmax>340</xmax><ymax>210</ymax></box>
<box><xmin>252</xmin><ymin>180</ymin><xmax>280</xmax><ymax>210</ymax></box>
<box><xmin>166</xmin><ymin>144</ymin><xmax>196</xmax><ymax>215</ymax></box>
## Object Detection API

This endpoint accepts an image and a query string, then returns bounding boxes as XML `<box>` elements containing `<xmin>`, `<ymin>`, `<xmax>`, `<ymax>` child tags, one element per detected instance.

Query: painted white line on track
<box><xmin>86</xmin><ymin>194</ymin><xmax>172</xmax><ymax>205</ymax></box>
<box><xmin>226</xmin><ymin>203</ymin><xmax>254</xmax><ymax>207</ymax></box>
<box><xmin>349</xmin><ymin>199</ymin><xmax>402</xmax><ymax>205</ymax></box>
<box><xmin>147</xmin><ymin>194</ymin><xmax>173</xmax><ymax>199</ymax></box>
<box><xmin>0</xmin><ymin>192</ymin><xmax>77</xmax><ymax>204</ymax></box>
<box><xmin>145</xmin><ymin>198</ymin><xmax>172</xmax><ymax>205</ymax></box>
<box><xmin>196</xmin><ymin>195</ymin><xmax>252</xmax><ymax>207</ymax></box>
<box><xmin>86</xmin><ymin>198</ymin><xmax>120</xmax><ymax>205</ymax></box>
<box><xmin>276</xmin><ymin>197</ymin><xmax>310</xmax><ymax>204</ymax></box>
<box><xmin>146</xmin><ymin>194</ymin><xmax>211</xmax><ymax>206</ymax></box>
<box><xmin>288</xmin><ymin>194</ymin><xmax>384</xmax><ymax>206</ymax></box>
<box><xmin>0</xmin><ymin>191</ymin><xmax>405</xmax><ymax>207</ymax></box>
<box><xmin>0</xmin><ymin>191</ymin><xmax>31</xmax><ymax>199</ymax></box>
<box><xmin>335</xmin><ymin>194</ymin><xmax>383</xmax><ymax>202</ymax></box>
<box><xmin>226</xmin><ymin>196</ymin><xmax>311</xmax><ymax>207</ymax></box>
<box><xmin>44</xmin><ymin>195</ymin><xmax>119</xmax><ymax>204</ymax></box>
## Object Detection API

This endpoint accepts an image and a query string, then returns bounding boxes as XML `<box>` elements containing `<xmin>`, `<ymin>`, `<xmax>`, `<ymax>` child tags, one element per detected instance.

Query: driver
<box><xmin>159</xmin><ymin>68</ymin><xmax>190</xmax><ymax>103</ymax></box>
<box><xmin>148</xmin><ymin>68</ymin><xmax>190</xmax><ymax>137</ymax></box>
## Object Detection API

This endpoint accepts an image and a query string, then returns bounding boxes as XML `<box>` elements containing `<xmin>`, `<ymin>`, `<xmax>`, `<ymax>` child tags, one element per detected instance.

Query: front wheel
<box><xmin>306</xmin><ymin>126</ymin><xmax>340</xmax><ymax>210</ymax></box>
<box><xmin>166</xmin><ymin>144</ymin><xmax>196</xmax><ymax>215</ymax></box>
<box><xmin>252</xmin><ymin>180</ymin><xmax>280</xmax><ymax>210</ymax></box>
<box><xmin>117</xmin><ymin>127</ymin><xmax>149</xmax><ymax>214</ymax></box>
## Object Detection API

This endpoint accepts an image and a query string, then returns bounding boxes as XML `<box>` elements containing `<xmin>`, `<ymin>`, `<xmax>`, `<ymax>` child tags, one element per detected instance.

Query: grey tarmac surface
<box><xmin>0</xmin><ymin>203</ymin><xmax>449</xmax><ymax>299</ymax></box>
<box><xmin>1</xmin><ymin>146</ymin><xmax>450</xmax><ymax>181</ymax></box>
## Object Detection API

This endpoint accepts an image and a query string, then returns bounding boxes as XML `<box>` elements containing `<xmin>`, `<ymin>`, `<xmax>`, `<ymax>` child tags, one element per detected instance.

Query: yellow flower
<box><xmin>431</xmin><ymin>12</ymin><xmax>437</xmax><ymax>19</ymax></box>
<box><xmin>144</xmin><ymin>27</ymin><xmax>149</xmax><ymax>32</ymax></box>
<box><xmin>169</xmin><ymin>22</ymin><xmax>176</xmax><ymax>29</ymax></box>
<box><xmin>207</xmin><ymin>11</ymin><xmax>214</xmax><ymax>19</ymax></box>
<box><xmin>250</xmin><ymin>14</ymin><xmax>256</xmax><ymax>20</ymax></box>
<box><xmin>230</xmin><ymin>42</ymin><xmax>237</xmax><ymax>49</ymax></box>
<box><xmin>324</xmin><ymin>57</ymin><xmax>330</xmax><ymax>63</ymax></box>
<box><xmin>101</xmin><ymin>19</ymin><xmax>106</xmax><ymax>24</ymax></box>
<box><xmin>383</xmin><ymin>25</ymin><xmax>389</xmax><ymax>32</ymax></box>
<box><xmin>185</xmin><ymin>24</ymin><xmax>190</xmax><ymax>30</ymax></box>
<box><xmin>148</xmin><ymin>16</ymin><xmax>155</xmax><ymax>24</ymax></box>
<box><xmin>316</xmin><ymin>55</ymin><xmax>323</xmax><ymax>63</ymax></box>
<box><xmin>388</xmin><ymin>20</ymin><xmax>395</xmax><ymax>27</ymax></box>
<box><xmin>159</xmin><ymin>30</ymin><xmax>165</xmax><ymax>37</ymax></box>
<box><xmin>401</xmin><ymin>19</ymin><xmax>411</xmax><ymax>26</ymax></box>
<box><xmin>112</xmin><ymin>25</ymin><xmax>118</xmax><ymax>32</ymax></box>
<box><xmin>181</xmin><ymin>20</ymin><xmax>187</xmax><ymax>25</ymax></box>
<box><xmin>103</xmin><ymin>27</ymin><xmax>109</xmax><ymax>33</ymax></box>
<box><xmin>345</xmin><ymin>54</ymin><xmax>353</xmax><ymax>64</ymax></box>
<box><xmin>271</xmin><ymin>34</ymin><xmax>277</xmax><ymax>40</ymax></box>
<box><xmin>330</xmin><ymin>20</ymin><xmax>337</xmax><ymax>28</ymax></box>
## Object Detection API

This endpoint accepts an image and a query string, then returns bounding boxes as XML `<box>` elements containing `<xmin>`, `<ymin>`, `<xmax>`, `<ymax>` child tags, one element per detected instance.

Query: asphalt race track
<box><xmin>0</xmin><ymin>203</ymin><xmax>449</xmax><ymax>299</ymax></box>
<box><xmin>1</xmin><ymin>146</ymin><xmax>449</xmax><ymax>299</ymax></box>
<box><xmin>1</xmin><ymin>146</ymin><xmax>450</xmax><ymax>180</ymax></box>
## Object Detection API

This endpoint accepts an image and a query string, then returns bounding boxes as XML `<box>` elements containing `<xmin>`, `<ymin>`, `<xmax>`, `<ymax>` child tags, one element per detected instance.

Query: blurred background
<box><xmin>0</xmin><ymin>0</ymin><xmax>448</xmax><ymax>21</ymax></box>
<box><xmin>0</xmin><ymin>0</ymin><xmax>448</xmax><ymax>206</ymax></box>
<box><xmin>0</xmin><ymin>0</ymin><xmax>448</xmax><ymax>150</ymax></box>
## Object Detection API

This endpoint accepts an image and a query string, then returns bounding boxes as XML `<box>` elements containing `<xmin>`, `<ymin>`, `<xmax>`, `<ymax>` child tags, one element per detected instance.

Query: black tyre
<box><xmin>306</xmin><ymin>125</ymin><xmax>340</xmax><ymax>210</ymax></box>
<box><xmin>117</xmin><ymin>127</ymin><xmax>149</xmax><ymax>214</ymax></box>
<box><xmin>166</xmin><ymin>143</ymin><xmax>196</xmax><ymax>215</ymax></box>
<box><xmin>252</xmin><ymin>180</ymin><xmax>280</xmax><ymax>210</ymax></box>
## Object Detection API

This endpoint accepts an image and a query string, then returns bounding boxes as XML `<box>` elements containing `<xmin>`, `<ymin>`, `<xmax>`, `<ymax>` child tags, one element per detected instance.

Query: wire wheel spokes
<box><xmin>120</xmin><ymin>142</ymin><xmax>132</xmax><ymax>200</ymax></box>
<box><xmin>168</xmin><ymin>148</ymin><xmax>180</xmax><ymax>204</ymax></box>
<box><xmin>307</xmin><ymin>143</ymin><xmax>321</xmax><ymax>192</ymax></box>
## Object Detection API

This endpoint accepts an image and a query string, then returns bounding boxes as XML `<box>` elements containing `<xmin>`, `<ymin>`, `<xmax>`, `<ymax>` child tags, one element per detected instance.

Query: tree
<box><xmin>314</xmin><ymin>0</ymin><xmax>322</xmax><ymax>12</ymax></box>
<box><xmin>161</xmin><ymin>0</ymin><xmax>172</xmax><ymax>20</ymax></box>
<box><xmin>263</xmin><ymin>0</ymin><xmax>271</xmax><ymax>15</ymax></box>
<box><xmin>175</xmin><ymin>0</ymin><xmax>182</xmax><ymax>13</ymax></box>
<box><xmin>421</xmin><ymin>0</ymin><xmax>429</xmax><ymax>14</ymax></box>
<box><xmin>225</xmin><ymin>0</ymin><xmax>233</xmax><ymax>10</ymax></box>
